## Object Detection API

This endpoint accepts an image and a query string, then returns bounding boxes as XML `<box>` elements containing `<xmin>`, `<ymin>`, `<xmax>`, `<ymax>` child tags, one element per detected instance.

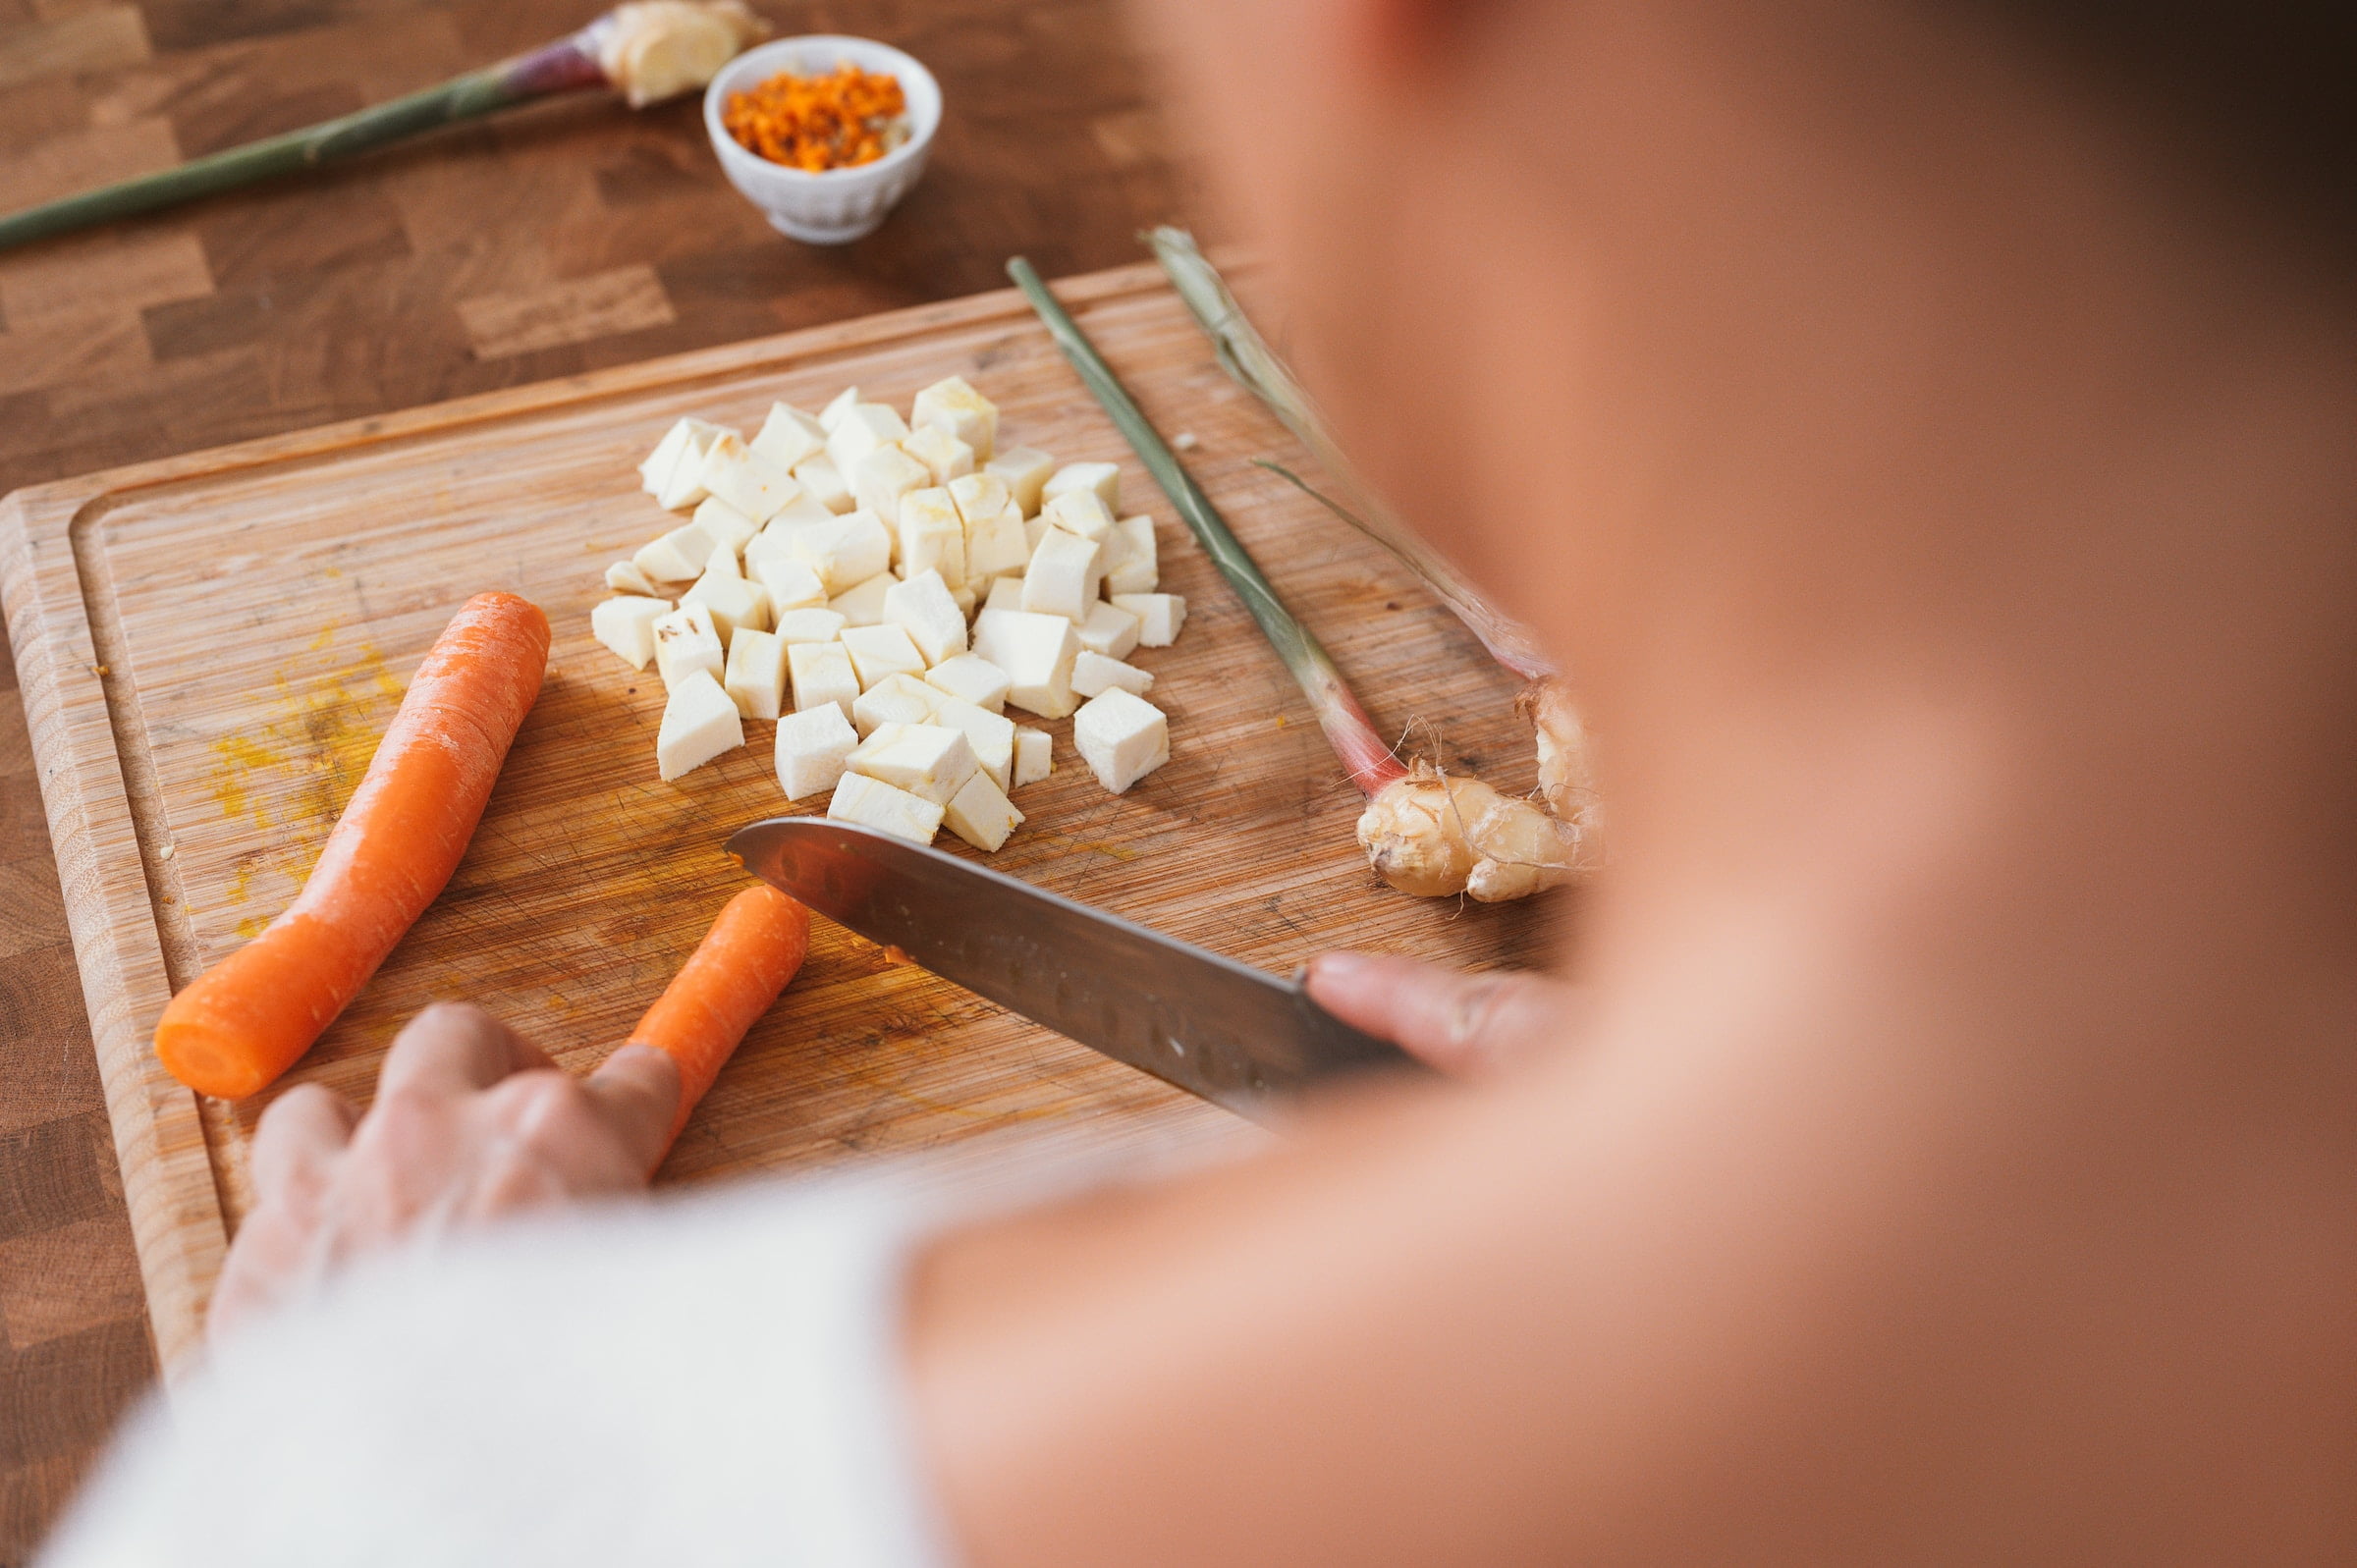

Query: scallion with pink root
<box><xmin>1010</xmin><ymin>255</ymin><xmax>1591</xmax><ymax>900</ymax></box>
<box><xmin>0</xmin><ymin>2</ymin><xmax>766</xmax><ymax>254</ymax></box>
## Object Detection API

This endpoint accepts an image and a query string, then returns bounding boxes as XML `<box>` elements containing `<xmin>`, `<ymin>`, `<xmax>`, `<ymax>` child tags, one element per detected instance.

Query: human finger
<box><xmin>247</xmin><ymin>1082</ymin><xmax>356</xmax><ymax>1206</ymax></box>
<box><xmin>584</xmin><ymin>1045</ymin><xmax>685</xmax><ymax>1176</ymax></box>
<box><xmin>1306</xmin><ymin>952</ymin><xmax>1575</xmax><ymax>1078</ymax></box>
<box><xmin>375</xmin><ymin>1001</ymin><xmax>554</xmax><ymax>1098</ymax></box>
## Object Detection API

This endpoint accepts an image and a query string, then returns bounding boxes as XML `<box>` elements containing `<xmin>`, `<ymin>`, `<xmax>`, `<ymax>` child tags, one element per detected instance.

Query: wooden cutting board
<box><xmin>0</xmin><ymin>259</ymin><xmax>1564</xmax><ymax>1370</ymax></box>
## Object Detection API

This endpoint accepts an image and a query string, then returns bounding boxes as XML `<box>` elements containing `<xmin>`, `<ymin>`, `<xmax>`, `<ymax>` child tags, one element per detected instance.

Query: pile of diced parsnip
<box><xmin>592</xmin><ymin>376</ymin><xmax>1187</xmax><ymax>852</ymax></box>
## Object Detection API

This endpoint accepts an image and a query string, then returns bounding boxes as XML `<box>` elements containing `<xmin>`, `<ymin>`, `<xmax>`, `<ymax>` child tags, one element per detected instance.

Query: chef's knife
<box><xmin>727</xmin><ymin>818</ymin><xmax>1414</xmax><ymax>1118</ymax></box>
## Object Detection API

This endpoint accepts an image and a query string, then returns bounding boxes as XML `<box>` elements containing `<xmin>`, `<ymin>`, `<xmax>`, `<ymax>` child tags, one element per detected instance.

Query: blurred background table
<box><xmin>0</xmin><ymin>0</ymin><xmax>1195</xmax><ymax>1554</ymax></box>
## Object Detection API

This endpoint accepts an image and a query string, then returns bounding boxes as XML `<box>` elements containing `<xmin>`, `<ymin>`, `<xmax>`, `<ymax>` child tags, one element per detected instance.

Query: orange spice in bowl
<box><xmin>721</xmin><ymin>61</ymin><xmax>909</xmax><ymax>172</ymax></box>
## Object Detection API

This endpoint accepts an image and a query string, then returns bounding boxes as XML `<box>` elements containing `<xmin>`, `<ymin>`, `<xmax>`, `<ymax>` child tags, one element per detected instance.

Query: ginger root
<box><xmin>1357</xmin><ymin>763</ymin><xmax>1589</xmax><ymax>902</ymax></box>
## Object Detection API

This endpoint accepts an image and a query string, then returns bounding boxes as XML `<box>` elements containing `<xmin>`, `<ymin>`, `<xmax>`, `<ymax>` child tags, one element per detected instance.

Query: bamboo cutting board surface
<box><xmin>0</xmin><ymin>260</ymin><xmax>1565</xmax><ymax>1369</ymax></box>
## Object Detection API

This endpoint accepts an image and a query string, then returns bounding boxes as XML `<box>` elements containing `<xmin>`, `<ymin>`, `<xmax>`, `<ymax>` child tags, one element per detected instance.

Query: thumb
<box><xmin>585</xmin><ymin>1044</ymin><xmax>685</xmax><ymax>1176</ymax></box>
<box><xmin>1306</xmin><ymin>952</ymin><xmax>1576</xmax><ymax>1079</ymax></box>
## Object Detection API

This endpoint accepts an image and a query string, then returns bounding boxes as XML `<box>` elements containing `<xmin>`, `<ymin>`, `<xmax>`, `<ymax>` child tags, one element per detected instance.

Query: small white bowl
<box><xmin>704</xmin><ymin>35</ymin><xmax>941</xmax><ymax>245</ymax></box>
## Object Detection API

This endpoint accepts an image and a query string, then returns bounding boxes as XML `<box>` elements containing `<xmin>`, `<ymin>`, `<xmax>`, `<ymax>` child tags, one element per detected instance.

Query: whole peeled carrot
<box><xmin>628</xmin><ymin>884</ymin><xmax>811</xmax><ymax>1154</ymax></box>
<box><xmin>156</xmin><ymin>593</ymin><xmax>552</xmax><ymax>1099</ymax></box>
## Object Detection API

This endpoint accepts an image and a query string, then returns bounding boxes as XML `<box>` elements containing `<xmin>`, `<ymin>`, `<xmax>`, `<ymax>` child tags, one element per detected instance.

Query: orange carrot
<box><xmin>155</xmin><ymin>593</ymin><xmax>551</xmax><ymax>1100</ymax></box>
<box><xmin>627</xmin><ymin>883</ymin><xmax>811</xmax><ymax>1152</ymax></box>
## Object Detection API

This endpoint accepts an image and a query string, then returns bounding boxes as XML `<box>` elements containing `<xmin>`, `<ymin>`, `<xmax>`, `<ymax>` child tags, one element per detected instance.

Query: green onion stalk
<box><xmin>0</xmin><ymin>1</ymin><xmax>766</xmax><ymax>254</ymax></box>
<box><xmin>1012</xmin><ymin>256</ymin><xmax>1589</xmax><ymax>900</ymax></box>
<box><xmin>1145</xmin><ymin>226</ymin><xmax>1556</xmax><ymax>683</ymax></box>
<box><xmin>1008</xmin><ymin>256</ymin><xmax>1406</xmax><ymax>800</ymax></box>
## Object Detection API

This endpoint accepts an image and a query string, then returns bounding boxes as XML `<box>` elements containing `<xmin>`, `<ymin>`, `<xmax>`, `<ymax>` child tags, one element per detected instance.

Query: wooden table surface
<box><xmin>0</xmin><ymin>1</ymin><xmax>1197</xmax><ymax>1554</ymax></box>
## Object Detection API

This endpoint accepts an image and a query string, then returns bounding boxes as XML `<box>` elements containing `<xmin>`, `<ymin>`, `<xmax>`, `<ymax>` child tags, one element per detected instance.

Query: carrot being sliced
<box><xmin>155</xmin><ymin>593</ymin><xmax>552</xmax><ymax>1100</ymax></box>
<box><xmin>628</xmin><ymin>883</ymin><xmax>811</xmax><ymax>1155</ymax></box>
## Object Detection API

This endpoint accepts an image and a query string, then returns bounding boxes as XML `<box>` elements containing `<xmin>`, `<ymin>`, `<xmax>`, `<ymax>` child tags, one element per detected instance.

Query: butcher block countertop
<box><xmin>0</xmin><ymin>0</ymin><xmax>1208</xmax><ymax>1552</ymax></box>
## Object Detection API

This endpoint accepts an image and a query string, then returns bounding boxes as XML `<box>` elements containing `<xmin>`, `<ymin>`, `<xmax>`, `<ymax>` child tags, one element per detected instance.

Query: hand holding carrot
<box><xmin>210</xmin><ymin>1005</ymin><xmax>682</xmax><ymax>1342</ymax></box>
<box><xmin>211</xmin><ymin>883</ymin><xmax>810</xmax><ymax>1342</ymax></box>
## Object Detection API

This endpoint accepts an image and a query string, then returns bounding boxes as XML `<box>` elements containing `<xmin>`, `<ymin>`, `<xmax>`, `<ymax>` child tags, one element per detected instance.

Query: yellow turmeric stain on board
<box><xmin>205</xmin><ymin>627</ymin><xmax>405</xmax><ymax>908</ymax></box>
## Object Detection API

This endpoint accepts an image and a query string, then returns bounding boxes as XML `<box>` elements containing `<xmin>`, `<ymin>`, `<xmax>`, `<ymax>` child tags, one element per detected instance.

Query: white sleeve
<box><xmin>40</xmin><ymin>1177</ymin><xmax>959</xmax><ymax>1568</ymax></box>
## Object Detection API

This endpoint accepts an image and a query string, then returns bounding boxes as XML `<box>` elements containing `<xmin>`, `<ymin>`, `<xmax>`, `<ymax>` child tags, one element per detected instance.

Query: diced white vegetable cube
<box><xmin>840</xmin><ymin>622</ymin><xmax>927</xmax><ymax>689</ymax></box>
<box><xmin>779</xmin><ymin>510</ymin><xmax>892</xmax><ymax>594</ymax></box>
<box><xmin>819</xmin><ymin>386</ymin><xmax>861</xmax><ymax>432</ymax></box>
<box><xmin>655</xmin><ymin>421</ymin><xmax>730</xmax><ymax>510</ymax></box>
<box><xmin>681</xmin><ymin>564</ymin><xmax>770</xmax><ymax>644</ymax></box>
<box><xmin>943</xmin><ymin>768</ymin><xmax>1023</xmax><ymax>852</ymax></box>
<box><xmin>1076</xmin><ymin>599</ymin><xmax>1141</xmax><ymax>660</ymax></box>
<box><xmin>952</xmin><ymin>583</ymin><xmax>977</xmax><ymax>618</ymax></box>
<box><xmin>744</xmin><ymin>552</ymin><xmax>828</xmax><ymax>614</ymax></box>
<box><xmin>826</xmin><ymin>403</ymin><xmax>910</xmax><ymax>478</ymax></box>
<box><xmin>700</xmin><ymin>540</ymin><xmax>740</xmax><ymax>579</ymax></box>
<box><xmin>633</xmin><ymin>518</ymin><xmax>718</xmax><ymax>583</ymax></box>
<box><xmin>656</xmin><ymin>670</ymin><xmax>743</xmax><ymax>781</ymax></box>
<box><xmin>984</xmin><ymin>574</ymin><xmax>1025</xmax><ymax>612</ymax></box>
<box><xmin>605</xmin><ymin>560</ymin><xmax>659</xmax><ymax>596</ymax></box>
<box><xmin>850</xmin><ymin>673</ymin><xmax>941</xmax><ymax>736</ymax></box>
<box><xmin>769</xmin><ymin>491</ymin><xmax>839</xmax><ymax>527</ymax></box>
<box><xmin>1042</xmin><ymin>488</ymin><xmax>1116</xmax><ymax>545</ymax></box>
<box><xmin>986</xmin><ymin>446</ymin><xmax>1056</xmax><ymax>516</ymax></box>
<box><xmin>1014</xmin><ymin>726</ymin><xmax>1053</xmax><ymax>787</ymax></box>
<box><xmin>972</xmin><ymin>608</ymin><xmax>1081</xmax><ymax>720</ymax></box>
<box><xmin>692</xmin><ymin>494</ymin><xmax>760</xmax><ymax>554</ymax></box>
<box><xmin>1071</xmin><ymin>649</ymin><xmax>1154</xmax><ymax>698</ymax></box>
<box><xmin>1023</xmin><ymin>514</ymin><xmax>1050</xmax><ymax>554</ymax></box>
<box><xmin>774</xmin><ymin>702</ymin><xmax>858</xmax><ymax>801</ymax></box>
<box><xmin>1112</xmin><ymin>592</ymin><xmax>1187</xmax><ymax>647</ymax></box>
<box><xmin>653</xmin><ymin>602</ymin><xmax>725</xmax><ymax>689</ymax></box>
<box><xmin>1105</xmin><ymin>515</ymin><xmax>1158</xmax><ymax>595</ymax></box>
<box><xmin>697</xmin><ymin>432</ymin><xmax>801</xmax><ymax>523</ymax></box>
<box><xmin>902</xmin><ymin>424</ymin><xmax>976</xmax><ymax>485</ymax></box>
<box><xmin>1073</xmin><ymin>688</ymin><xmax>1169</xmax><ymax>794</ymax></box>
<box><xmin>947</xmin><ymin>471</ymin><xmax>1010</xmax><ymax>523</ymax></box>
<box><xmin>788</xmin><ymin>640</ymin><xmax>860</xmax><ymax>720</ymax></box>
<box><xmin>1044</xmin><ymin>461</ymin><xmax>1121</xmax><ymax>515</ymax></box>
<box><xmin>851</xmin><ymin>445</ymin><xmax>933</xmax><ymax>530</ymax></box>
<box><xmin>1020</xmin><ymin>526</ymin><xmax>1104</xmax><ymax>623</ymax></box>
<box><xmin>592</xmin><ymin>595</ymin><xmax>670</xmax><ymax>671</ymax></box>
<box><xmin>911</xmin><ymin>375</ymin><xmax>999</xmax><ymax>460</ymax></box>
<box><xmin>751</xmin><ymin>403</ymin><xmax>827</xmax><ymax>472</ymax></box>
<box><xmin>774</xmin><ymin>607</ymin><xmax>849</xmax><ymax>644</ymax></box>
<box><xmin>827</xmin><ymin>772</ymin><xmax>944</xmax><ymax>845</ymax></box>
<box><xmin>926</xmin><ymin>694</ymin><xmax>1015</xmax><ymax>792</ymax></box>
<box><xmin>829</xmin><ymin>570</ymin><xmax>894</xmax><ymax>627</ymax></box>
<box><xmin>723</xmin><ymin>627</ymin><xmax>788</xmax><ymax>720</ymax></box>
<box><xmin>898</xmin><ymin>488</ymin><xmax>968</xmax><ymax>589</ymax></box>
<box><xmin>791</xmin><ymin>455</ymin><xmax>854</xmax><ymax>514</ymax></box>
<box><xmin>883</xmin><ymin>568</ymin><xmax>968</xmax><ymax>666</ymax></box>
<box><xmin>925</xmin><ymin>653</ymin><xmax>1011</xmax><ymax>713</ymax></box>
<box><xmin>958</xmin><ymin>485</ymin><xmax>1030</xmax><ymax>581</ymax></box>
<box><xmin>850</xmin><ymin>722</ymin><xmax>978</xmax><ymax>805</ymax></box>
<box><xmin>639</xmin><ymin>417</ymin><xmax>694</xmax><ymax>498</ymax></box>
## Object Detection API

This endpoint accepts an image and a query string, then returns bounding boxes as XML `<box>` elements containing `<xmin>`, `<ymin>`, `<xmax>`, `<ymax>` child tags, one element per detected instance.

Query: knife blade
<box><xmin>726</xmin><ymin>818</ymin><xmax>1414</xmax><ymax>1118</ymax></box>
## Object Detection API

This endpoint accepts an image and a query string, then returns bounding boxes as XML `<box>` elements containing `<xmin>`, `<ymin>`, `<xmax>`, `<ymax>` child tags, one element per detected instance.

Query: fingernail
<box><xmin>1307</xmin><ymin>952</ymin><xmax>1367</xmax><ymax>986</ymax></box>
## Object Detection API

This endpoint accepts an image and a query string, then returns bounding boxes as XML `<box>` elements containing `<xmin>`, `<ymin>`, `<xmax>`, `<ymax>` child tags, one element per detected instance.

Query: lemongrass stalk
<box><xmin>1146</xmin><ymin>227</ymin><xmax>1556</xmax><ymax>682</ymax></box>
<box><xmin>1008</xmin><ymin>256</ymin><xmax>1405</xmax><ymax>797</ymax></box>
<box><xmin>0</xmin><ymin>2</ymin><xmax>764</xmax><ymax>254</ymax></box>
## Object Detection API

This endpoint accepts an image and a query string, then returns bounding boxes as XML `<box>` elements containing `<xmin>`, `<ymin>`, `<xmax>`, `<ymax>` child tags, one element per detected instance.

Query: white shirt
<box><xmin>43</xmin><ymin>1175</ymin><xmax>957</xmax><ymax>1568</ymax></box>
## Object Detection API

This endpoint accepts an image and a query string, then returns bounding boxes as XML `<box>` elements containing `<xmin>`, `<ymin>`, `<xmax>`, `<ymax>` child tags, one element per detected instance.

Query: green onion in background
<box><xmin>1146</xmin><ymin>227</ymin><xmax>1555</xmax><ymax>682</ymax></box>
<box><xmin>1007</xmin><ymin>256</ymin><xmax>1406</xmax><ymax>799</ymax></box>
<box><xmin>0</xmin><ymin>1</ymin><xmax>766</xmax><ymax>254</ymax></box>
<box><xmin>1011</xmin><ymin>254</ymin><xmax>1593</xmax><ymax>899</ymax></box>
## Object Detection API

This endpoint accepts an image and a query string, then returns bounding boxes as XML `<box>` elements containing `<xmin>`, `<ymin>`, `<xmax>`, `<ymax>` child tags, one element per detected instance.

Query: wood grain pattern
<box><xmin>0</xmin><ymin>4</ymin><xmax>1208</xmax><ymax>1549</ymax></box>
<box><xmin>4</xmin><ymin>261</ymin><xmax>1564</xmax><ymax>1388</ymax></box>
<box><xmin>0</xmin><ymin>0</ymin><xmax>1208</xmax><ymax>501</ymax></box>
